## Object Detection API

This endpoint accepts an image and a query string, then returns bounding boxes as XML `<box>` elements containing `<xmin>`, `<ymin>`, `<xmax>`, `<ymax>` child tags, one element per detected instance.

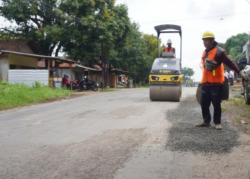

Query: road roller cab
<box><xmin>149</xmin><ymin>24</ymin><xmax>183</xmax><ymax>101</ymax></box>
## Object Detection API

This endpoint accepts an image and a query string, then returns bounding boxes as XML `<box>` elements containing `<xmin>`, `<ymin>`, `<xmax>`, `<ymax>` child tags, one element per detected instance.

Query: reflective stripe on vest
<box><xmin>201</xmin><ymin>47</ymin><xmax>225</xmax><ymax>84</ymax></box>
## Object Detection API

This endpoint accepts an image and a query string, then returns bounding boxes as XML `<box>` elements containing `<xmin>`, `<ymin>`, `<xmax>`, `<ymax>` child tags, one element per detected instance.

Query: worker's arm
<box><xmin>221</xmin><ymin>53</ymin><xmax>240</xmax><ymax>73</ymax></box>
<box><xmin>216</xmin><ymin>49</ymin><xmax>240</xmax><ymax>73</ymax></box>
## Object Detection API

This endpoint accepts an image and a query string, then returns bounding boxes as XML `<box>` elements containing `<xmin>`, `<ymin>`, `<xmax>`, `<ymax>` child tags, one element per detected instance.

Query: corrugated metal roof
<box><xmin>0</xmin><ymin>50</ymin><xmax>127</xmax><ymax>72</ymax></box>
<box><xmin>75</xmin><ymin>64</ymin><xmax>101</xmax><ymax>71</ymax></box>
<box><xmin>0</xmin><ymin>50</ymin><xmax>75</xmax><ymax>63</ymax></box>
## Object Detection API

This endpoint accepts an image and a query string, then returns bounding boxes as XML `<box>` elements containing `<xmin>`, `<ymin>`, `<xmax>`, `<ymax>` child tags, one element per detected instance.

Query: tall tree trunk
<box><xmin>49</xmin><ymin>43</ymin><xmax>56</xmax><ymax>56</ymax></box>
<box><xmin>55</xmin><ymin>42</ymin><xmax>62</xmax><ymax>57</ymax></box>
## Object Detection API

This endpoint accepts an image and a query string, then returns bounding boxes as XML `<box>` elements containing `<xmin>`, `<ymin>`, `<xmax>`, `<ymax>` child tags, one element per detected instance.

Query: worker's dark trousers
<box><xmin>200</xmin><ymin>85</ymin><xmax>223</xmax><ymax>124</ymax></box>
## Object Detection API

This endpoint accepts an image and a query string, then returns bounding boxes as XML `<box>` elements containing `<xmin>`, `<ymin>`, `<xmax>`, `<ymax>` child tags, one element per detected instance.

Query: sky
<box><xmin>116</xmin><ymin>0</ymin><xmax>250</xmax><ymax>81</ymax></box>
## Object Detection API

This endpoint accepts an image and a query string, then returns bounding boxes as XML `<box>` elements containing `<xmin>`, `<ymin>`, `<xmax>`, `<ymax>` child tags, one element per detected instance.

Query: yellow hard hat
<box><xmin>202</xmin><ymin>31</ymin><xmax>215</xmax><ymax>39</ymax></box>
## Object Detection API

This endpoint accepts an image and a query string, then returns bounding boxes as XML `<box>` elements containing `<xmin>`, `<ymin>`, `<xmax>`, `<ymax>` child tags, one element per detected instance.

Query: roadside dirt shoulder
<box><xmin>222</xmin><ymin>83</ymin><xmax>250</xmax><ymax>135</ymax></box>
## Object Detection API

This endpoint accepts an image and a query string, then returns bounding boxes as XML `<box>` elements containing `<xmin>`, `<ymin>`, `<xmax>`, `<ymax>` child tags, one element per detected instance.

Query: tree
<box><xmin>0</xmin><ymin>0</ymin><xmax>130</xmax><ymax>59</ymax></box>
<box><xmin>182</xmin><ymin>67</ymin><xmax>194</xmax><ymax>86</ymax></box>
<box><xmin>113</xmin><ymin>23</ymin><xmax>145</xmax><ymax>83</ymax></box>
<box><xmin>0</xmin><ymin>0</ymin><xmax>158</xmax><ymax>84</ymax></box>
<box><xmin>0</xmin><ymin>0</ymin><xmax>65</xmax><ymax>56</ymax></box>
<box><xmin>143</xmin><ymin>34</ymin><xmax>158</xmax><ymax>59</ymax></box>
<box><xmin>182</xmin><ymin>67</ymin><xmax>194</xmax><ymax>79</ymax></box>
<box><xmin>62</xmin><ymin>2</ymin><xmax>130</xmax><ymax>64</ymax></box>
<box><xmin>113</xmin><ymin>23</ymin><xmax>158</xmax><ymax>84</ymax></box>
<box><xmin>143</xmin><ymin>34</ymin><xmax>158</xmax><ymax>67</ymax></box>
<box><xmin>224</xmin><ymin>33</ymin><xmax>249</xmax><ymax>61</ymax></box>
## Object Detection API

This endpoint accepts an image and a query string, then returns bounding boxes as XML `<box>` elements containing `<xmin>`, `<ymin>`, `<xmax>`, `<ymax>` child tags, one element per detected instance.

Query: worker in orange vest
<box><xmin>196</xmin><ymin>31</ymin><xmax>240</xmax><ymax>130</ymax></box>
<box><xmin>163</xmin><ymin>39</ymin><xmax>175</xmax><ymax>54</ymax></box>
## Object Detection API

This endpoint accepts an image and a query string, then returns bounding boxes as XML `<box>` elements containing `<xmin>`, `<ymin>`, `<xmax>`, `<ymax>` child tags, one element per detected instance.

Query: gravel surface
<box><xmin>166</xmin><ymin>96</ymin><xmax>240</xmax><ymax>153</ymax></box>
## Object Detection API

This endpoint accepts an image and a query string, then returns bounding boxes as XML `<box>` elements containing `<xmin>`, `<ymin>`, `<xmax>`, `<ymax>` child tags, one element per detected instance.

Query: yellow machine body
<box><xmin>149</xmin><ymin>57</ymin><xmax>183</xmax><ymax>101</ymax></box>
<box><xmin>149</xmin><ymin>74</ymin><xmax>183</xmax><ymax>85</ymax></box>
<box><xmin>150</xmin><ymin>24</ymin><xmax>183</xmax><ymax>102</ymax></box>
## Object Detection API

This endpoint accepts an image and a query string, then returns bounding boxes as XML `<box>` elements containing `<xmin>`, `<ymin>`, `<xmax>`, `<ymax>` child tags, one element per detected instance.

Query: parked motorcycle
<box><xmin>79</xmin><ymin>76</ymin><xmax>99</xmax><ymax>91</ymax></box>
<box><xmin>69</xmin><ymin>80</ymin><xmax>80</xmax><ymax>90</ymax></box>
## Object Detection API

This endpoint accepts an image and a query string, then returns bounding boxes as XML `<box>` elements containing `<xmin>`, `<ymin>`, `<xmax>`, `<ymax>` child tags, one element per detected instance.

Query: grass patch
<box><xmin>221</xmin><ymin>106</ymin><xmax>226</xmax><ymax>112</ymax></box>
<box><xmin>228</xmin><ymin>96</ymin><xmax>250</xmax><ymax>115</ymax></box>
<box><xmin>0</xmin><ymin>81</ymin><xmax>71</xmax><ymax>110</ymax></box>
<box><xmin>223</xmin><ymin>95</ymin><xmax>250</xmax><ymax>133</ymax></box>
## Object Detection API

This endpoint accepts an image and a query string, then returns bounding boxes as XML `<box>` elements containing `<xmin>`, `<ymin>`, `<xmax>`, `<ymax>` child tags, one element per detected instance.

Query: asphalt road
<box><xmin>0</xmin><ymin>88</ymin><xmax>250</xmax><ymax>179</ymax></box>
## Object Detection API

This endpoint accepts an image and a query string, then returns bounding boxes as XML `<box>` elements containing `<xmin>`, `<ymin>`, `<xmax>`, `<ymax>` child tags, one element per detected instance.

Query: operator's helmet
<box><xmin>167</xmin><ymin>39</ymin><xmax>172</xmax><ymax>44</ymax></box>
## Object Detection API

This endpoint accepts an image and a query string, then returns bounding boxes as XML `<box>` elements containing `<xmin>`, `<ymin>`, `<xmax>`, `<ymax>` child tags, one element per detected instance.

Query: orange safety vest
<box><xmin>201</xmin><ymin>47</ymin><xmax>224</xmax><ymax>84</ymax></box>
<box><xmin>163</xmin><ymin>47</ymin><xmax>175</xmax><ymax>53</ymax></box>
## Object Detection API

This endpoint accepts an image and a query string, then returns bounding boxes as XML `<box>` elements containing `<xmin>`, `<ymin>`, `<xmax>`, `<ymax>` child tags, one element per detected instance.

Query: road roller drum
<box><xmin>150</xmin><ymin>84</ymin><xmax>182</xmax><ymax>101</ymax></box>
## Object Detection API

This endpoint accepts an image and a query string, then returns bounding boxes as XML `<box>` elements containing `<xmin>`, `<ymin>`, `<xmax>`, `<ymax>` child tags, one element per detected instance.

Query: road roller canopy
<box><xmin>154</xmin><ymin>24</ymin><xmax>182</xmax><ymax>37</ymax></box>
<box><xmin>151</xmin><ymin>58</ymin><xmax>181</xmax><ymax>74</ymax></box>
<box><xmin>154</xmin><ymin>24</ymin><xmax>182</xmax><ymax>67</ymax></box>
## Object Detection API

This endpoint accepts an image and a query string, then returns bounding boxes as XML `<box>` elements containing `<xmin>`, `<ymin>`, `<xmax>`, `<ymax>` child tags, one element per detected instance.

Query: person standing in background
<box><xmin>229</xmin><ymin>70</ymin><xmax>234</xmax><ymax>86</ymax></box>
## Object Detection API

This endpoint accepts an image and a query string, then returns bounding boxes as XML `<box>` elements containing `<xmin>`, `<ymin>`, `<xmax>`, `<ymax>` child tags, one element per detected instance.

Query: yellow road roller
<box><xmin>149</xmin><ymin>24</ymin><xmax>183</xmax><ymax>101</ymax></box>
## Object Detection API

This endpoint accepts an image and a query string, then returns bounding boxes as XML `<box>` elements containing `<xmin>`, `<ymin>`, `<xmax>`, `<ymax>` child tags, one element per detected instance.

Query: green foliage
<box><xmin>182</xmin><ymin>67</ymin><xmax>194</xmax><ymax>79</ymax></box>
<box><xmin>0</xmin><ymin>81</ymin><xmax>71</xmax><ymax>110</ymax></box>
<box><xmin>223</xmin><ymin>96</ymin><xmax>250</xmax><ymax>132</ymax></box>
<box><xmin>113</xmin><ymin>23</ymin><xmax>158</xmax><ymax>84</ymax></box>
<box><xmin>143</xmin><ymin>34</ymin><xmax>158</xmax><ymax>66</ymax></box>
<box><xmin>0</xmin><ymin>0</ymin><xmax>62</xmax><ymax>55</ymax></box>
<box><xmin>62</xmin><ymin>2</ymin><xmax>130</xmax><ymax>64</ymax></box>
<box><xmin>0</xmin><ymin>0</ymin><xmax>158</xmax><ymax>84</ymax></box>
<box><xmin>217</xmin><ymin>42</ymin><xmax>225</xmax><ymax>48</ymax></box>
<box><xmin>32</xmin><ymin>81</ymin><xmax>43</xmax><ymax>88</ymax></box>
<box><xmin>224</xmin><ymin>33</ymin><xmax>249</xmax><ymax>61</ymax></box>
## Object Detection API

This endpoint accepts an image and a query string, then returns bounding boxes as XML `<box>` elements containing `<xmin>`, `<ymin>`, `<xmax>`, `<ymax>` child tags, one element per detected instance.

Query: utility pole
<box><xmin>100</xmin><ymin>37</ymin><xmax>108</xmax><ymax>88</ymax></box>
<box><xmin>100</xmin><ymin>41</ymin><xmax>106</xmax><ymax>87</ymax></box>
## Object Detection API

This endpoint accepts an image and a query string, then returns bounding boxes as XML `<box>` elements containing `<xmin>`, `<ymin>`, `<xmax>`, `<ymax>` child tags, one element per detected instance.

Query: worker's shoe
<box><xmin>195</xmin><ymin>123</ymin><xmax>211</xmax><ymax>127</ymax></box>
<box><xmin>215</xmin><ymin>124</ymin><xmax>222</xmax><ymax>130</ymax></box>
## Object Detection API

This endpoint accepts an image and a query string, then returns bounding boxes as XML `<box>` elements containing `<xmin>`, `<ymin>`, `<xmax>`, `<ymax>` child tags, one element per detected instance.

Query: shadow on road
<box><xmin>166</xmin><ymin>96</ymin><xmax>240</xmax><ymax>154</ymax></box>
